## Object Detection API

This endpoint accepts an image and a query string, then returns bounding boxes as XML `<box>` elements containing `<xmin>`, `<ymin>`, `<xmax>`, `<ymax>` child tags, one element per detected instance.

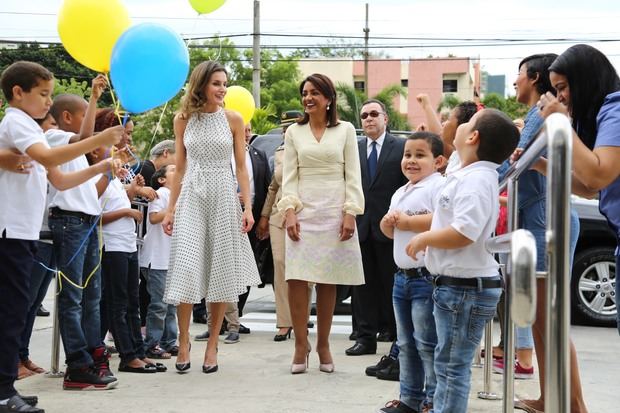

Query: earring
<box><xmin>327</xmin><ymin>104</ymin><xmax>330</xmax><ymax>111</ymax></box>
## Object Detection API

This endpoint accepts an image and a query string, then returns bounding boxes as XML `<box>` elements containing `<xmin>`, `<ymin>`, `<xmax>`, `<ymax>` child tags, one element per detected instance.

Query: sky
<box><xmin>1</xmin><ymin>0</ymin><xmax>620</xmax><ymax>95</ymax></box>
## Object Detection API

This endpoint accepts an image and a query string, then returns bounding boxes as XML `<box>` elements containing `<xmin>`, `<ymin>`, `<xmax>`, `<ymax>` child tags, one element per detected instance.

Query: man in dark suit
<box><xmin>346</xmin><ymin>99</ymin><xmax>407</xmax><ymax>356</ymax></box>
<box><xmin>195</xmin><ymin>123</ymin><xmax>271</xmax><ymax>342</ymax></box>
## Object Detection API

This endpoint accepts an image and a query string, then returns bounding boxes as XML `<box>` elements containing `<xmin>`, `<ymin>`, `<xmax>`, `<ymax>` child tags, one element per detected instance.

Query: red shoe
<box><xmin>514</xmin><ymin>361</ymin><xmax>534</xmax><ymax>379</ymax></box>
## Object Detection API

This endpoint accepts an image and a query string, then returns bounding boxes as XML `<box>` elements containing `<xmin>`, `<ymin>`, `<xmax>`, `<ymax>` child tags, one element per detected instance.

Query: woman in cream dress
<box><xmin>278</xmin><ymin>73</ymin><xmax>364</xmax><ymax>374</ymax></box>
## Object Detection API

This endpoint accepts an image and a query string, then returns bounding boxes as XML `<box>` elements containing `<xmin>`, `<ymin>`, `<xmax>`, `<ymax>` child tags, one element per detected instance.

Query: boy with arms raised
<box><xmin>406</xmin><ymin>109</ymin><xmax>519</xmax><ymax>413</ymax></box>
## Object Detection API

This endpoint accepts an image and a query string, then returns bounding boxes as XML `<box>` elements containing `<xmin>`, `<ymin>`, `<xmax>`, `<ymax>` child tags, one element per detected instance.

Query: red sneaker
<box><xmin>514</xmin><ymin>361</ymin><xmax>534</xmax><ymax>380</ymax></box>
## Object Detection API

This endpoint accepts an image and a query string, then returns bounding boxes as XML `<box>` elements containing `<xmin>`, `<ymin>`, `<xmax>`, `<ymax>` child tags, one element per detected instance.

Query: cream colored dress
<box><xmin>277</xmin><ymin>121</ymin><xmax>365</xmax><ymax>285</ymax></box>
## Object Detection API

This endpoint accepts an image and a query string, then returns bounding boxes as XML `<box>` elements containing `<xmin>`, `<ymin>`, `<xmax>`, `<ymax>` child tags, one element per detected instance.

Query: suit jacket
<box><xmin>248</xmin><ymin>144</ymin><xmax>271</xmax><ymax>224</ymax></box>
<box><xmin>356</xmin><ymin>133</ymin><xmax>408</xmax><ymax>243</ymax></box>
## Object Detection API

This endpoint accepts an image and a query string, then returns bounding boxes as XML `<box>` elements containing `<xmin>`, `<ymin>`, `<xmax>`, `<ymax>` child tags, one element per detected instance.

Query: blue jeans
<box><xmin>19</xmin><ymin>241</ymin><xmax>55</xmax><ymax>361</ymax></box>
<box><xmin>431</xmin><ymin>279</ymin><xmax>502</xmax><ymax>413</ymax></box>
<box><xmin>141</xmin><ymin>267</ymin><xmax>177</xmax><ymax>351</ymax></box>
<box><xmin>49</xmin><ymin>214</ymin><xmax>103</xmax><ymax>369</ymax></box>
<box><xmin>393</xmin><ymin>271</ymin><xmax>437</xmax><ymax>411</ymax></box>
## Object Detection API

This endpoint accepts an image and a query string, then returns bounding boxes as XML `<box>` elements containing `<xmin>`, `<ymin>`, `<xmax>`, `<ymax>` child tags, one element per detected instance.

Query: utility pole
<box><xmin>363</xmin><ymin>3</ymin><xmax>369</xmax><ymax>95</ymax></box>
<box><xmin>252</xmin><ymin>0</ymin><xmax>261</xmax><ymax>107</ymax></box>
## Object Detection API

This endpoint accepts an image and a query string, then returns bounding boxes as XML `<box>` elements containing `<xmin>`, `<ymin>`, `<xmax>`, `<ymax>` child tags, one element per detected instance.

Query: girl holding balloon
<box><xmin>162</xmin><ymin>61</ymin><xmax>260</xmax><ymax>374</ymax></box>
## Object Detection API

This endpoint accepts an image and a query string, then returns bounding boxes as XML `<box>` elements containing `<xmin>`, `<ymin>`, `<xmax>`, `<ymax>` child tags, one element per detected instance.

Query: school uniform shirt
<box><xmin>100</xmin><ymin>178</ymin><xmax>137</xmax><ymax>253</ymax></box>
<box><xmin>0</xmin><ymin>107</ymin><xmax>49</xmax><ymax>240</ymax></box>
<box><xmin>445</xmin><ymin>151</ymin><xmax>462</xmax><ymax>176</ymax></box>
<box><xmin>46</xmin><ymin>129</ymin><xmax>101</xmax><ymax>216</ymax></box>
<box><xmin>389</xmin><ymin>172</ymin><xmax>445</xmax><ymax>269</ymax></box>
<box><xmin>595</xmin><ymin>91</ymin><xmax>620</xmax><ymax>251</ymax></box>
<box><xmin>139</xmin><ymin>186</ymin><xmax>171</xmax><ymax>270</ymax></box>
<box><xmin>425</xmin><ymin>161</ymin><xmax>500</xmax><ymax>278</ymax></box>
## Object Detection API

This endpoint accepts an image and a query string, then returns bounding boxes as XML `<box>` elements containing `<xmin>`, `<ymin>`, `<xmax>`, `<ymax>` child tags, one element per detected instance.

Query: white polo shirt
<box><xmin>46</xmin><ymin>129</ymin><xmax>101</xmax><ymax>216</ymax></box>
<box><xmin>445</xmin><ymin>151</ymin><xmax>462</xmax><ymax>176</ymax></box>
<box><xmin>100</xmin><ymin>178</ymin><xmax>137</xmax><ymax>253</ymax></box>
<box><xmin>0</xmin><ymin>108</ymin><xmax>49</xmax><ymax>240</ymax></box>
<box><xmin>425</xmin><ymin>161</ymin><xmax>500</xmax><ymax>278</ymax></box>
<box><xmin>389</xmin><ymin>172</ymin><xmax>444</xmax><ymax>269</ymax></box>
<box><xmin>139</xmin><ymin>186</ymin><xmax>171</xmax><ymax>270</ymax></box>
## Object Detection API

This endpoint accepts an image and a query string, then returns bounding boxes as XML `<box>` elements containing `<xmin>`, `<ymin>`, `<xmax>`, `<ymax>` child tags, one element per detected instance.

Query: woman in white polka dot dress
<box><xmin>162</xmin><ymin>61</ymin><xmax>260</xmax><ymax>373</ymax></box>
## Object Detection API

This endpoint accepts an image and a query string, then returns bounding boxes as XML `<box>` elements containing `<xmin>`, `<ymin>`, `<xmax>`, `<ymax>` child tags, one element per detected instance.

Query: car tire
<box><xmin>571</xmin><ymin>247</ymin><xmax>616</xmax><ymax>326</ymax></box>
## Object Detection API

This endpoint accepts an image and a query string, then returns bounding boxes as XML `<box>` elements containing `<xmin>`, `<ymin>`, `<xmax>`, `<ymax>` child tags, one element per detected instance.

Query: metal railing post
<box><xmin>478</xmin><ymin>318</ymin><xmax>500</xmax><ymax>400</ymax></box>
<box><xmin>544</xmin><ymin>114</ymin><xmax>573</xmax><ymax>413</ymax></box>
<box><xmin>502</xmin><ymin>178</ymin><xmax>518</xmax><ymax>411</ymax></box>
<box><xmin>46</xmin><ymin>271</ymin><xmax>64</xmax><ymax>378</ymax></box>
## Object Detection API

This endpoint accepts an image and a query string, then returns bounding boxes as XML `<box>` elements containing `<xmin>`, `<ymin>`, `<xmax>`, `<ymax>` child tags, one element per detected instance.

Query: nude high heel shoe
<box><xmin>291</xmin><ymin>342</ymin><xmax>311</xmax><ymax>374</ymax></box>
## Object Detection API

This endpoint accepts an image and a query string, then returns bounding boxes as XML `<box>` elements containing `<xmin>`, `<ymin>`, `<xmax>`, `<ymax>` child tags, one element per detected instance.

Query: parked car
<box><xmin>571</xmin><ymin>196</ymin><xmax>617</xmax><ymax>326</ymax></box>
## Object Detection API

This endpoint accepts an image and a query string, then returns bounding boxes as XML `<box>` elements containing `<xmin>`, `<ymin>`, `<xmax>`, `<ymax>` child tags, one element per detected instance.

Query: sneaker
<box><xmin>36</xmin><ymin>304</ymin><xmax>50</xmax><ymax>317</ymax></box>
<box><xmin>365</xmin><ymin>355</ymin><xmax>396</xmax><ymax>377</ymax></box>
<box><xmin>376</xmin><ymin>358</ymin><xmax>400</xmax><ymax>381</ymax></box>
<box><xmin>92</xmin><ymin>346</ymin><xmax>114</xmax><ymax>378</ymax></box>
<box><xmin>2</xmin><ymin>395</ymin><xmax>44</xmax><ymax>413</ymax></box>
<box><xmin>224</xmin><ymin>332</ymin><xmax>240</xmax><ymax>344</ymax></box>
<box><xmin>514</xmin><ymin>361</ymin><xmax>535</xmax><ymax>380</ymax></box>
<box><xmin>378</xmin><ymin>400</ymin><xmax>418</xmax><ymax>413</ymax></box>
<box><xmin>195</xmin><ymin>331</ymin><xmax>209</xmax><ymax>341</ymax></box>
<box><xmin>238</xmin><ymin>324</ymin><xmax>251</xmax><ymax>334</ymax></box>
<box><xmin>492</xmin><ymin>358</ymin><xmax>534</xmax><ymax>380</ymax></box>
<box><xmin>63</xmin><ymin>366</ymin><xmax>118</xmax><ymax>390</ymax></box>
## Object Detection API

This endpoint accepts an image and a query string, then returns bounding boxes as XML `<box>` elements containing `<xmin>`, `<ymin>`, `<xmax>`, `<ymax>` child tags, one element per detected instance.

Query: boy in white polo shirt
<box><xmin>406</xmin><ymin>109</ymin><xmax>519</xmax><ymax>413</ymax></box>
<box><xmin>46</xmin><ymin>76</ymin><xmax>123</xmax><ymax>391</ymax></box>
<box><xmin>140</xmin><ymin>165</ymin><xmax>178</xmax><ymax>358</ymax></box>
<box><xmin>379</xmin><ymin>132</ymin><xmax>445</xmax><ymax>413</ymax></box>
<box><xmin>0</xmin><ymin>61</ymin><xmax>121</xmax><ymax>412</ymax></box>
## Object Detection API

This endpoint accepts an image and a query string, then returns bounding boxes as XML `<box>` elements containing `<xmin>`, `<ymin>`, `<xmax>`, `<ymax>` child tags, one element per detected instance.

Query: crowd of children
<box><xmin>3</xmin><ymin>43</ymin><xmax>619</xmax><ymax>413</ymax></box>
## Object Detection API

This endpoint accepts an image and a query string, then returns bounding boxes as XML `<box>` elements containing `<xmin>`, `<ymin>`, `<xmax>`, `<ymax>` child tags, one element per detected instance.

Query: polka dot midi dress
<box><xmin>164</xmin><ymin>109</ymin><xmax>260</xmax><ymax>304</ymax></box>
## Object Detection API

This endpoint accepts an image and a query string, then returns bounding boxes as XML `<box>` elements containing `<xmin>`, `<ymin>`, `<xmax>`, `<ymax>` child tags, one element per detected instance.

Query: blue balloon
<box><xmin>110</xmin><ymin>23</ymin><xmax>189</xmax><ymax>113</ymax></box>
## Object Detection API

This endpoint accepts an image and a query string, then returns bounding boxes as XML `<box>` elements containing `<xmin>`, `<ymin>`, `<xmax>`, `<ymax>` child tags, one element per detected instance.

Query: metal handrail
<box><xmin>481</xmin><ymin>113</ymin><xmax>573</xmax><ymax>413</ymax></box>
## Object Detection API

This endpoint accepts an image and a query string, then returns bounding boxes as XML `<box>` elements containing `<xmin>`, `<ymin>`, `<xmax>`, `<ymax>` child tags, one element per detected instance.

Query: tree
<box><xmin>336</xmin><ymin>83</ymin><xmax>409</xmax><ymax>131</ymax></box>
<box><xmin>437</xmin><ymin>94</ymin><xmax>461</xmax><ymax>112</ymax></box>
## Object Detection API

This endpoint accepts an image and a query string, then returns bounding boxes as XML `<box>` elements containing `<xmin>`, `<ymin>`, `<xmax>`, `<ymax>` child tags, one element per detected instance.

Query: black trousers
<box><xmin>0</xmin><ymin>237</ymin><xmax>36</xmax><ymax>399</ymax></box>
<box><xmin>352</xmin><ymin>239</ymin><xmax>397</xmax><ymax>346</ymax></box>
<box><xmin>102</xmin><ymin>251</ymin><xmax>144</xmax><ymax>363</ymax></box>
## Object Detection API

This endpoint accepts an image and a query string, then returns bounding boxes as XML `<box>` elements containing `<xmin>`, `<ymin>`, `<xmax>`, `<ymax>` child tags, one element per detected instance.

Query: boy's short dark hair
<box><xmin>407</xmin><ymin>131</ymin><xmax>444</xmax><ymax>158</ymax></box>
<box><xmin>151</xmin><ymin>165</ymin><xmax>168</xmax><ymax>190</ymax></box>
<box><xmin>472</xmin><ymin>109</ymin><xmax>520</xmax><ymax>164</ymax></box>
<box><xmin>1</xmin><ymin>61</ymin><xmax>53</xmax><ymax>101</ymax></box>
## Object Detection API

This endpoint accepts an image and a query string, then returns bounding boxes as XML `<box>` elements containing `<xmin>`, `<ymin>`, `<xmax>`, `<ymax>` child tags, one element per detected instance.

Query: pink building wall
<box><xmin>353</xmin><ymin>58</ymin><xmax>478</xmax><ymax>129</ymax></box>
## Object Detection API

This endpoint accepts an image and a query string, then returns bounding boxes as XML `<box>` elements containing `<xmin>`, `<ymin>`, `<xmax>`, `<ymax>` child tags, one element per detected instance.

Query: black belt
<box><xmin>433</xmin><ymin>275</ymin><xmax>503</xmax><ymax>289</ymax></box>
<box><xmin>400</xmin><ymin>267</ymin><xmax>430</xmax><ymax>278</ymax></box>
<box><xmin>49</xmin><ymin>207</ymin><xmax>98</xmax><ymax>223</ymax></box>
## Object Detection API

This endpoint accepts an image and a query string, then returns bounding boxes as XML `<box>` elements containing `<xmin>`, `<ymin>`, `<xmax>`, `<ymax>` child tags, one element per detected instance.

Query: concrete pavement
<box><xmin>18</xmin><ymin>286</ymin><xmax>618</xmax><ymax>413</ymax></box>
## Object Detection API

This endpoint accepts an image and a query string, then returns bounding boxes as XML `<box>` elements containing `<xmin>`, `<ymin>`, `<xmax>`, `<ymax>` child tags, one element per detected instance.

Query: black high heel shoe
<box><xmin>202</xmin><ymin>364</ymin><xmax>218</xmax><ymax>374</ymax></box>
<box><xmin>274</xmin><ymin>327</ymin><xmax>293</xmax><ymax>342</ymax></box>
<box><xmin>175</xmin><ymin>342</ymin><xmax>191</xmax><ymax>373</ymax></box>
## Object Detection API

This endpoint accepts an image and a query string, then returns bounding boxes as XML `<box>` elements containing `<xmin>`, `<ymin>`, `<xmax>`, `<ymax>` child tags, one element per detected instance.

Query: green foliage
<box><xmin>437</xmin><ymin>94</ymin><xmax>461</xmax><ymax>112</ymax></box>
<box><xmin>251</xmin><ymin>104</ymin><xmax>278</xmax><ymax>135</ymax></box>
<box><xmin>481</xmin><ymin>93</ymin><xmax>529</xmax><ymax>120</ymax></box>
<box><xmin>54</xmin><ymin>78</ymin><xmax>90</xmax><ymax>98</ymax></box>
<box><xmin>336</xmin><ymin>83</ymin><xmax>409</xmax><ymax>131</ymax></box>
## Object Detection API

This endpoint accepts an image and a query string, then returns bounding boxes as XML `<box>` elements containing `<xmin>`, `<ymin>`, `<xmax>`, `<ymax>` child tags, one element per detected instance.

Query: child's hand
<box><xmin>2</xmin><ymin>149</ymin><xmax>32</xmax><ymax>174</ymax></box>
<box><xmin>138</xmin><ymin>186</ymin><xmax>157</xmax><ymax>201</ymax></box>
<box><xmin>162</xmin><ymin>211</ymin><xmax>174</xmax><ymax>235</ymax></box>
<box><xmin>127</xmin><ymin>208</ymin><xmax>143</xmax><ymax>222</ymax></box>
<box><xmin>416</xmin><ymin>93</ymin><xmax>431</xmax><ymax>108</ymax></box>
<box><xmin>382</xmin><ymin>211</ymin><xmax>399</xmax><ymax>228</ymax></box>
<box><xmin>134</xmin><ymin>173</ymin><xmax>145</xmax><ymax>187</ymax></box>
<box><xmin>97</xmin><ymin>125</ymin><xmax>124</xmax><ymax>147</ymax></box>
<box><xmin>510</xmin><ymin>148</ymin><xmax>523</xmax><ymax>164</ymax></box>
<box><xmin>90</xmin><ymin>74</ymin><xmax>108</xmax><ymax>101</ymax></box>
<box><xmin>406</xmin><ymin>233</ymin><xmax>428</xmax><ymax>260</ymax></box>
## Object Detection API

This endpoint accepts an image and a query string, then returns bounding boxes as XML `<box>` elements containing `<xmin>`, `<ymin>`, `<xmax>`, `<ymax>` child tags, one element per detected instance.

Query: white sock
<box><xmin>0</xmin><ymin>398</ymin><xmax>9</xmax><ymax>405</ymax></box>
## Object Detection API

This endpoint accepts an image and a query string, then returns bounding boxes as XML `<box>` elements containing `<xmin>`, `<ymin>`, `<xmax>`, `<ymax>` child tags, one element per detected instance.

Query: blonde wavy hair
<box><xmin>179</xmin><ymin>61</ymin><xmax>227</xmax><ymax>118</ymax></box>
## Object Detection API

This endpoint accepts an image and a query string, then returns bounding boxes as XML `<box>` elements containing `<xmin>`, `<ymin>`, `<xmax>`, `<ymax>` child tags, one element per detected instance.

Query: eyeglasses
<box><xmin>360</xmin><ymin>110</ymin><xmax>385</xmax><ymax>120</ymax></box>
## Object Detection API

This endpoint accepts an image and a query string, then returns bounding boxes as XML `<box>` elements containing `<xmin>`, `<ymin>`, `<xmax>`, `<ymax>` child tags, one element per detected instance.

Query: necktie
<box><xmin>368</xmin><ymin>141</ymin><xmax>378</xmax><ymax>180</ymax></box>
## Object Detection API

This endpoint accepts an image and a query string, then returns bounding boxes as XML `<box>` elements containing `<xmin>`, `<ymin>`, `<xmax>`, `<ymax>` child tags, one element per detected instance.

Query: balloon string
<box><xmin>104</xmin><ymin>72</ymin><xmax>123</xmax><ymax>125</ymax></box>
<box><xmin>137</xmin><ymin>101</ymin><xmax>169</xmax><ymax>176</ymax></box>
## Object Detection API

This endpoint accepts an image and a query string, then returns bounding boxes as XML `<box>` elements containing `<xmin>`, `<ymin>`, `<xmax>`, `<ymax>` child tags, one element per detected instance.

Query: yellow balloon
<box><xmin>224</xmin><ymin>86</ymin><xmax>256</xmax><ymax>124</ymax></box>
<box><xmin>188</xmin><ymin>0</ymin><xmax>226</xmax><ymax>15</ymax></box>
<box><xmin>58</xmin><ymin>0</ymin><xmax>131</xmax><ymax>72</ymax></box>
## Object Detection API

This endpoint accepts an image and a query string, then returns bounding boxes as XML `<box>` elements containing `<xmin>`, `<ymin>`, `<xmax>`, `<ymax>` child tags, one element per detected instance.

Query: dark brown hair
<box><xmin>1</xmin><ymin>61</ymin><xmax>53</xmax><ymax>101</ymax></box>
<box><xmin>94</xmin><ymin>107</ymin><xmax>132</xmax><ymax>132</ymax></box>
<box><xmin>298</xmin><ymin>73</ymin><xmax>339</xmax><ymax>127</ymax></box>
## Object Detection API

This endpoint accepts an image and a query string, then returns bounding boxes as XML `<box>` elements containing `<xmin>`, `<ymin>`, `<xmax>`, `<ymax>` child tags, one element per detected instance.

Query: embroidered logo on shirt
<box><xmin>406</xmin><ymin>208</ymin><xmax>431</xmax><ymax>216</ymax></box>
<box><xmin>439</xmin><ymin>194</ymin><xmax>450</xmax><ymax>209</ymax></box>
